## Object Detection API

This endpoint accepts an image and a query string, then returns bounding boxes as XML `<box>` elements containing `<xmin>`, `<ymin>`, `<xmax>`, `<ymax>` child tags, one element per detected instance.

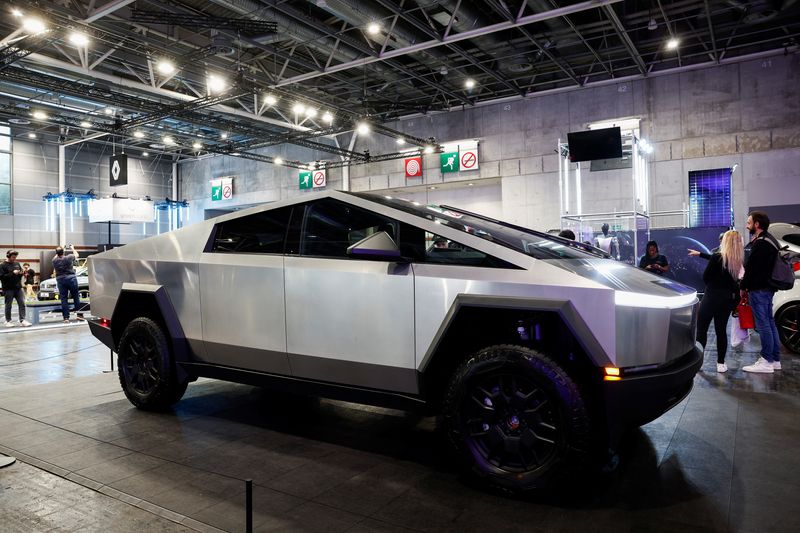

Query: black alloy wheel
<box><xmin>776</xmin><ymin>303</ymin><xmax>800</xmax><ymax>354</ymax></box>
<box><xmin>442</xmin><ymin>345</ymin><xmax>590</xmax><ymax>492</ymax></box>
<box><xmin>117</xmin><ymin>317</ymin><xmax>187</xmax><ymax>409</ymax></box>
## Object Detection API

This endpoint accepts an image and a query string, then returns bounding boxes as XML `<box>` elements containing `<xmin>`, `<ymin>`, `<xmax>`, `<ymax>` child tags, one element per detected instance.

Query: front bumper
<box><xmin>87</xmin><ymin>317</ymin><xmax>115</xmax><ymax>351</ymax></box>
<box><xmin>603</xmin><ymin>345</ymin><xmax>703</xmax><ymax>446</ymax></box>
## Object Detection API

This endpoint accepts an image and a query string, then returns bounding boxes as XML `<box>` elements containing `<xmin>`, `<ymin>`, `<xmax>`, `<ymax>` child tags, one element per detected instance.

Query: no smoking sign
<box><xmin>222</xmin><ymin>184</ymin><xmax>233</xmax><ymax>199</ymax></box>
<box><xmin>312</xmin><ymin>169</ymin><xmax>327</xmax><ymax>188</ymax></box>
<box><xmin>459</xmin><ymin>147</ymin><xmax>479</xmax><ymax>171</ymax></box>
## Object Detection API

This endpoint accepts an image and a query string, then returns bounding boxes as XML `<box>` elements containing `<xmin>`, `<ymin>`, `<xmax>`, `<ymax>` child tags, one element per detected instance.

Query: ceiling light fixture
<box><xmin>292</xmin><ymin>103</ymin><xmax>306</xmax><ymax>114</ymax></box>
<box><xmin>322</xmin><ymin>111</ymin><xmax>333</xmax><ymax>124</ymax></box>
<box><xmin>22</xmin><ymin>17</ymin><xmax>46</xmax><ymax>34</ymax></box>
<box><xmin>163</xmin><ymin>136</ymin><xmax>174</xmax><ymax>145</ymax></box>
<box><xmin>69</xmin><ymin>32</ymin><xmax>89</xmax><ymax>47</ymax></box>
<box><xmin>356</xmin><ymin>122</ymin><xmax>370</xmax><ymax>135</ymax></box>
<box><xmin>666</xmin><ymin>37</ymin><xmax>679</xmax><ymax>50</ymax></box>
<box><xmin>465</xmin><ymin>78</ymin><xmax>476</xmax><ymax>89</ymax></box>
<box><xmin>32</xmin><ymin>111</ymin><xmax>47</xmax><ymax>120</ymax></box>
<box><xmin>305</xmin><ymin>107</ymin><xmax>317</xmax><ymax>118</ymax></box>
<box><xmin>424</xmin><ymin>145</ymin><xmax>433</xmax><ymax>154</ymax></box>
<box><xmin>133</xmin><ymin>131</ymin><xmax>144</xmax><ymax>138</ymax></box>
<box><xmin>80</xmin><ymin>121</ymin><xmax>91</xmax><ymax>128</ymax></box>
<box><xmin>157</xmin><ymin>60</ymin><xmax>175</xmax><ymax>75</ymax></box>
<box><xmin>367</xmin><ymin>22</ymin><xmax>381</xmax><ymax>35</ymax></box>
<box><xmin>192</xmin><ymin>142</ymin><xmax>202</xmax><ymax>150</ymax></box>
<box><xmin>104</xmin><ymin>108</ymin><xmax>114</xmax><ymax>115</ymax></box>
<box><xmin>396</xmin><ymin>138</ymin><xmax>406</xmax><ymax>145</ymax></box>
<box><xmin>220</xmin><ymin>132</ymin><xmax>228</xmax><ymax>139</ymax></box>
<box><xmin>27</xmin><ymin>132</ymin><xmax>37</xmax><ymax>139</ymax></box>
<box><xmin>264</xmin><ymin>94</ymin><xmax>277</xmax><ymax>105</ymax></box>
<box><xmin>647</xmin><ymin>17</ymin><xmax>658</xmax><ymax>31</ymax></box>
<box><xmin>273</xmin><ymin>157</ymin><xmax>283</xmax><ymax>165</ymax></box>
<box><xmin>207</xmin><ymin>74</ymin><xmax>226</xmax><ymax>94</ymax></box>
<box><xmin>142</xmin><ymin>152</ymin><xmax>149</xmax><ymax>157</ymax></box>
<box><xmin>12</xmin><ymin>8</ymin><xmax>23</xmax><ymax>17</ymax></box>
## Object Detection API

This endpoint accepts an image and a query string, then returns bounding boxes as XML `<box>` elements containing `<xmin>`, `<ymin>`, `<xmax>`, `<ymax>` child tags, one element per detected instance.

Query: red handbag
<box><xmin>736</xmin><ymin>294</ymin><xmax>755</xmax><ymax>330</ymax></box>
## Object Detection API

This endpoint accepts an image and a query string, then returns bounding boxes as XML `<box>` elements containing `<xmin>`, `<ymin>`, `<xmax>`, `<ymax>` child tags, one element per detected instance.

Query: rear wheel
<box><xmin>117</xmin><ymin>317</ymin><xmax>188</xmax><ymax>409</ymax></box>
<box><xmin>441</xmin><ymin>344</ymin><xmax>591</xmax><ymax>492</ymax></box>
<box><xmin>776</xmin><ymin>303</ymin><xmax>800</xmax><ymax>354</ymax></box>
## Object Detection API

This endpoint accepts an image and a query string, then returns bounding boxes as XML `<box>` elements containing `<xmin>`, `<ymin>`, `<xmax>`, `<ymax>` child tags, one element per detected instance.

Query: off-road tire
<box><xmin>117</xmin><ymin>317</ymin><xmax>188</xmax><ymax>410</ymax></box>
<box><xmin>441</xmin><ymin>344</ymin><xmax>591</xmax><ymax>492</ymax></box>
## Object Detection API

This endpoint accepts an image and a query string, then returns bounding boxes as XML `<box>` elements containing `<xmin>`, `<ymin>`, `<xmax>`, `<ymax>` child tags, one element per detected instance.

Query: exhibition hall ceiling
<box><xmin>0</xmin><ymin>0</ymin><xmax>798</xmax><ymax>166</ymax></box>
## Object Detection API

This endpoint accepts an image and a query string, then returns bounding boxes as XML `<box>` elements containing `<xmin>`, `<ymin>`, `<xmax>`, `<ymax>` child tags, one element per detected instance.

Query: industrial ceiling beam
<box><xmin>85</xmin><ymin>0</ymin><xmax>136</xmax><ymax>23</ymax></box>
<box><xmin>274</xmin><ymin>0</ymin><xmax>622</xmax><ymax>87</ymax></box>
<box><xmin>601</xmin><ymin>4</ymin><xmax>647</xmax><ymax>76</ymax></box>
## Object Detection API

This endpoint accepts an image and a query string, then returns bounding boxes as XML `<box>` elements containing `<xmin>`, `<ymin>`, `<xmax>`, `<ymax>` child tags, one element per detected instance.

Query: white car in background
<box><xmin>770</xmin><ymin>223</ymin><xmax>800</xmax><ymax>354</ymax></box>
<box><xmin>37</xmin><ymin>260</ymin><xmax>90</xmax><ymax>300</ymax></box>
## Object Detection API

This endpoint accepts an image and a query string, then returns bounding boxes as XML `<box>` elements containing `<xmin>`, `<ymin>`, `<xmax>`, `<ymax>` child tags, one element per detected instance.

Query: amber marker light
<box><xmin>604</xmin><ymin>367</ymin><xmax>621</xmax><ymax>381</ymax></box>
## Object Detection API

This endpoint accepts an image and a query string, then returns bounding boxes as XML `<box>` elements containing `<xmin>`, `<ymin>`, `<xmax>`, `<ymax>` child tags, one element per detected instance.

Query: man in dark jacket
<box><xmin>741</xmin><ymin>211</ymin><xmax>781</xmax><ymax>373</ymax></box>
<box><xmin>1</xmin><ymin>250</ymin><xmax>32</xmax><ymax>327</ymax></box>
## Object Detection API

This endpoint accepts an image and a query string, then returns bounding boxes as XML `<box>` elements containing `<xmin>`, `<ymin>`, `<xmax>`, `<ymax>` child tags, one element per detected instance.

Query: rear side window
<box><xmin>212</xmin><ymin>206</ymin><xmax>293</xmax><ymax>254</ymax></box>
<box><xmin>301</xmin><ymin>198</ymin><xmax>397</xmax><ymax>258</ymax></box>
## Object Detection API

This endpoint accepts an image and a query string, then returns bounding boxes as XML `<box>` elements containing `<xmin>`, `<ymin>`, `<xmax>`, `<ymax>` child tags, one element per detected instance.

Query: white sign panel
<box><xmin>459</xmin><ymin>141</ymin><xmax>479</xmax><ymax>171</ymax></box>
<box><xmin>312</xmin><ymin>169</ymin><xmax>326</xmax><ymax>188</ymax></box>
<box><xmin>89</xmin><ymin>198</ymin><xmax>155</xmax><ymax>223</ymax></box>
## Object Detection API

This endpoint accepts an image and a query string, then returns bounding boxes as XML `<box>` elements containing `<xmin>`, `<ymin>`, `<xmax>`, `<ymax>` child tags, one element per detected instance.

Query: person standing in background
<box><xmin>741</xmin><ymin>212</ymin><xmax>782</xmax><ymax>373</ymax></box>
<box><xmin>22</xmin><ymin>263</ymin><xmax>36</xmax><ymax>300</ymax></box>
<box><xmin>52</xmin><ymin>245</ymin><xmax>82</xmax><ymax>323</ymax></box>
<box><xmin>688</xmin><ymin>231</ymin><xmax>744</xmax><ymax>372</ymax></box>
<box><xmin>639</xmin><ymin>241</ymin><xmax>669</xmax><ymax>275</ymax></box>
<box><xmin>1</xmin><ymin>250</ymin><xmax>32</xmax><ymax>327</ymax></box>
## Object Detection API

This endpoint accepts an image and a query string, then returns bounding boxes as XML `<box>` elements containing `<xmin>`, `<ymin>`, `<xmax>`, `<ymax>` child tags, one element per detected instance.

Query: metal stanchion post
<box><xmin>245</xmin><ymin>479</ymin><xmax>253</xmax><ymax>533</ymax></box>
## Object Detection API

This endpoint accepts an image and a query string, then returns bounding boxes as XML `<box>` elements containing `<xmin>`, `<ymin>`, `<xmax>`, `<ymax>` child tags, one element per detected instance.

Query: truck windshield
<box><xmin>351</xmin><ymin>193</ymin><xmax>608</xmax><ymax>260</ymax></box>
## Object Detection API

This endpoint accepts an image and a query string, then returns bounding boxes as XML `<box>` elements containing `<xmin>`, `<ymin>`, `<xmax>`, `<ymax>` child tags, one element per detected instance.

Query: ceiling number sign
<box><xmin>405</xmin><ymin>156</ymin><xmax>422</xmax><ymax>178</ymax></box>
<box><xmin>312</xmin><ymin>169</ymin><xmax>327</xmax><ymax>188</ymax></box>
<box><xmin>459</xmin><ymin>142</ymin><xmax>479</xmax><ymax>171</ymax></box>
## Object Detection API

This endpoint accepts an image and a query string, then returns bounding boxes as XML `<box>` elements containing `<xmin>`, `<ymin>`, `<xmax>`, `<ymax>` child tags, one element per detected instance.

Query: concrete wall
<box><xmin>0</xmin><ymin>138</ymin><xmax>172</xmax><ymax>269</ymax></box>
<box><xmin>178</xmin><ymin>52</ymin><xmax>800</xmax><ymax>233</ymax></box>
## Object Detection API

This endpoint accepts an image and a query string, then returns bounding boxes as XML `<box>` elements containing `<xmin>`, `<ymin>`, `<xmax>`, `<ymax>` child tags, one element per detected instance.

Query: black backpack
<box><xmin>762</xmin><ymin>236</ymin><xmax>796</xmax><ymax>291</ymax></box>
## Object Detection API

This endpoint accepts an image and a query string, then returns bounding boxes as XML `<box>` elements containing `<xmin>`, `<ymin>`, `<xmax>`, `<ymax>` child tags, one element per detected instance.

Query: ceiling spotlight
<box><xmin>27</xmin><ymin>132</ymin><xmax>37</xmax><ymax>139</ymax></box>
<box><xmin>292</xmin><ymin>103</ymin><xmax>306</xmax><ymax>114</ymax></box>
<box><xmin>429</xmin><ymin>186</ymin><xmax>437</xmax><ymax>190</ymax></box>
<box><xmin>163</xmin><ymin>136</ymin><xmax>174</xmax><ymax>145</ymax></box>
<box><xmin>274</xmin><ymin>157</ymin><xmax>283</xmax><ymax>165</ymax></box>
<box><xmin>424</xmin><ymin>145</ymin><xmax>433</xmax><ymax>154</ymax></box>
<box><xmin>264</xmin><ymin>94</ymin><xmax>277</xmax><ymax>105</ymax></box>
<box><xmin>356</xmin><ymin>122</ymin><xmax>370</xmax><ymax>135</ymax></box>
<box><xmin>192</xmin><ymin>142</ymin><xmax>202</xmax><ymax>150</ymax></box>
<box><xmin>157</xmin><ymin>60</ymin><xmax>175</xmax><ymax>75</ymax></box>
<box><xmin>80</xmin><ymin>121</ymin><xmax>91</xmax><ymax>128</ymax></box>
<box><xmin>22</xmin><ymin>17</ymin><xmax>46</xmax><ymax>34</ymax></box>
<box><xmin>207</xmin><ymin>74</ymin><xmax>226</xmax><ymax>94</ymax></box>
<box><xmin>468</xmin><ymin>182</ymin><xmax>474</xmax><ymax>186</ymax></box>
<box><xmin>367</xmin><ymin>22</ymin><xmax>381</xmax><ymax>35</ymax></box>
<box><xmin>142</xmin><ymin>152</ymin><xmax>149</xmax><ymax>157</ymax></box>
<box><xmin>69</xmin><ymin>32</ymin><xmax>89</xmax><ymax>47</ymax></box>
<box><xmin>220</xmin><ymin>132</ymin><xmax>228</xmax><ymax>139</ymax></box>
<box><xmin>396</xmin><ymin>138</ymin><xmax>406</xmax><ymax>145</ymax></box>
<box><xmin>647</xmin><ymin>17</ymin><xmax>658</xmax><ymax>31</ymax></box>
<box><xmin>12</xmin><ymin>8</ymin><xmax>23</xmax><ymax>17</ymax></box>
<box><xmin>465</xmin><ymin>78</ymin><xmax>476</xmax><ymax>89</ymax></box>
<box><xmin>305</xmin><ymin>107</ymin><xmax>317</xmax><ymax>118</ymax></box>
<box><xmin>32</xmin><ymin>111</ymin><xmax>47</xmax><ymax>120</ymax></box>
<box><xmin>666</xmin><ymin>37</ymin><xmax>679</xmax><ymax>50</ymax></box>
<box><xmin>322</xmin><ymin>111</ymin><xmax>333</xmax><ymax>124</ymax></box>
<box><xmin>104</xmin><ymin>107</ymin><xmax>114</xmax><ymax>115</ymax></box>
<box><xmin>133</xmin><ymin>131</ymin><xmax>144</xmax><ymax>138</ymax></box>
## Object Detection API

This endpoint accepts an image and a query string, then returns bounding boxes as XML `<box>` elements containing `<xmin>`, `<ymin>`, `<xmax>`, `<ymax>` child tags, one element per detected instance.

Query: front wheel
<box><xmin>776</xmin><ymin>303</ymin><xmax>800</xmax><ymax>354</ymax></box>
<box><xmin>117</xmin><ymin>317</ymin><xmax>188</xmax><ymax>410</ymax></box>
<box><xmin>441</xmin><ymin>345</ymin><xmax>591</xmax><ymax>492</ymax></box>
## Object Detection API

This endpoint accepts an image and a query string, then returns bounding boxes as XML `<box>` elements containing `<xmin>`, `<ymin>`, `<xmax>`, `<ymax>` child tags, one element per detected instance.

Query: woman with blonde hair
<box><xmin>688</xmin><ymin>230</ymin><xmax>745</xmax><ymax>372</ymax></box>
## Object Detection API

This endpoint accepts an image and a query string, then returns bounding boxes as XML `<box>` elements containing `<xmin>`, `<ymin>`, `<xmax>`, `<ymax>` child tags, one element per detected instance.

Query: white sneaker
<box><xmin>717</xmin><ymin>363</ymin><xmax>728</xmax><ymax>373</ymax></box>
<box><xmin>743</xmin><ymin>357</ymin><xmax>774</xmax><ymax>374</ymax></box>
<box><xmin>772</xmin><ymin>361</ymin><xmax>782</xmax><ymax>370</ymax></box>
<box><xmin>19</xmin><ymin>320</ymin><xmax>31</xmax><ymax>327</ymax></box>
<box><xmin>4</xmin><ymin>321</ymin><xmax>15</xmax><ymax>327</ymax></box>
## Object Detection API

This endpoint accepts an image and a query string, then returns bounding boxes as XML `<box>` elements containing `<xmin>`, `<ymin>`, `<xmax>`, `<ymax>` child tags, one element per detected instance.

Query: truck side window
<box><xmin>211</xmin><ymin>206</ymin><xmax>293</xmax><ymax>254</ymax></box>
<box><xmin>301</xmin><ymin>199</ymin><xmax>398</xmax><ymax>258</ymax></box>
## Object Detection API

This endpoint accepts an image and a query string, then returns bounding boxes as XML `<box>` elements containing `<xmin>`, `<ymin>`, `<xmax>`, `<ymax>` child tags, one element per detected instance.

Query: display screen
<box><xmin>689</xmin><ymin>168</ymin><xmax>732</xmax><ymax>228</ymax></box>
<box><xmin>567</xmin><ymin>127</ymin><xmax>623</xmax><ymax>162</ymax></box>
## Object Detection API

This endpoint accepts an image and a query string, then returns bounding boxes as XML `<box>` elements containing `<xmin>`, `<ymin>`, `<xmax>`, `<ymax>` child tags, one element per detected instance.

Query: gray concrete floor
<box><xmin>1</xmin><ymin>324</ymin><xmax>798</xmax><ymax>532</ymax></box>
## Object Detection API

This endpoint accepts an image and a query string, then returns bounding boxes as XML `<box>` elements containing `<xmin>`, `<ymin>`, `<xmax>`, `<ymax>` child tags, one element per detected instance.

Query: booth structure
<box><xmin>558</xmin><ymin>132</ymin><xmax>653</xmax><ymax>264</ymax></box>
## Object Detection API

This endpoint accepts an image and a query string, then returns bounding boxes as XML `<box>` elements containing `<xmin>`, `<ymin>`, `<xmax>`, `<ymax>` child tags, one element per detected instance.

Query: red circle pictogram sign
<box><xmin>313</xmin><ymin>171</ymin><xmax>325</xmax><ymax>185</ymax></box>
<box><xmin>461</xmin><ymin>151</ymin><xmax>477</xmax><ymax>169</ymax></box>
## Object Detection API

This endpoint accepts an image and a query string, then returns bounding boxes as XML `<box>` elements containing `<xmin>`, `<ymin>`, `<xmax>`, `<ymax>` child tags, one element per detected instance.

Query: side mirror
<box><xmin>347</xmin><ymin>231</ymin><xmax>408</xmax><ymax>262</ymax></box>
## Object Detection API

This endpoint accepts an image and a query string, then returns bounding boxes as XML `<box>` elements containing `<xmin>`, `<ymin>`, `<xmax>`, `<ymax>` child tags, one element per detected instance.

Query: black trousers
<box><xmin>3</xmin><ymin>287</ymin><xmax>25</xmax><ymax>322</ymax></box>
<box><xmin>697</xmin><ymin>288</ymin><xmax>739</xmax><ymax>364</ymax></box>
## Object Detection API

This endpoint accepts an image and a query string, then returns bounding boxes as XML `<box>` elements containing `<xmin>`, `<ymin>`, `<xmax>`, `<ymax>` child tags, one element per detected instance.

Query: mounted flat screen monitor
<box><xmin>567</xmin><ymin>127</ymin><xmax>623</xmax><ymax>162</ymax></box>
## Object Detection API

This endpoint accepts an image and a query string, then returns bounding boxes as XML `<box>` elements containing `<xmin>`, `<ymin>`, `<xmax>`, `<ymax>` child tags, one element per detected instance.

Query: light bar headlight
<box><xmin>615</xmin><ymin>291</ymin><xmax>697</xmax><ymax>309</ymax></box>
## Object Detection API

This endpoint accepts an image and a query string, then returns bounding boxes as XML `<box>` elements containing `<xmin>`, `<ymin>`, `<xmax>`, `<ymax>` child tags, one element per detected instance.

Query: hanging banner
<box><xmin>312</xmin><ymin>168</ymin><xmax>327</xmax><ymax>188</ymax></box>
<box><xmin>459</xmin><ymin>141</ymin><xmax>479</xmax><ymax>171</ymax></box>
<box><xmin>440</xmin><ymin>150</ymin><xmax>459</xmax><ymax>173</ymax></box>
<box><xmin>109</xmin><ymin>154</ymin><xmax>128</xmax><ymax>187</ymax></box>
<box><xmin>211</xmin><ymin>177</ymin><xmax>233</xmax><ymax>201</ymax></box>
<box><xmin>404</xmin><ymin>156</ymin><xmax>422</xmax><ymax>178</ymax></box>
<box><xmin>299</xmin><ymin>171</ymin><xmax>312</xmax><ymax>189</ymax></box>
<box><xmin>89</xmin><ymin>198</ymin><xmax>154</xmax><ymax>223</ymax></box>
